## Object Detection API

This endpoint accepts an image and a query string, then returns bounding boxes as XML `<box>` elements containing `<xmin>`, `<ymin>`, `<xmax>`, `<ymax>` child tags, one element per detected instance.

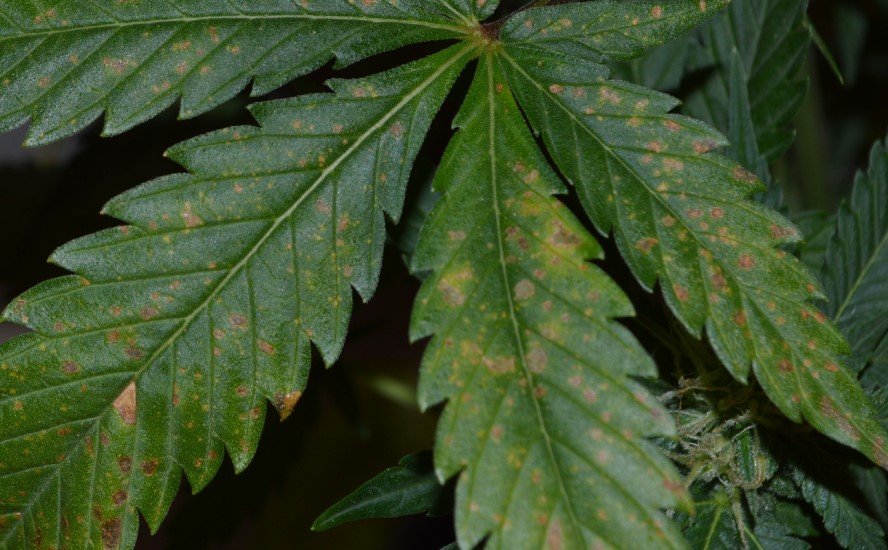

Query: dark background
<box><xmin>1</xmin><ymin>2</ymin><xmax>887</xmax><ymax>548</ymax></box>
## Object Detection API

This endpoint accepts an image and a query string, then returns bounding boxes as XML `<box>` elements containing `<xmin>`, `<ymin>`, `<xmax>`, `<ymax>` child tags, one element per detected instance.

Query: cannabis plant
<box><xmin>0</xmin><ymin>0</ymin><xmax>886</xmax><ymax>548</ymax></box>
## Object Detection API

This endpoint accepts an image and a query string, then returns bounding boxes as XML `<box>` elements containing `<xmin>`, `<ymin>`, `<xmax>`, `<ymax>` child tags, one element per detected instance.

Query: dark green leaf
<box><xmin>684</xmin><ymin>0</ymin><xmax>810</xmax><ymax>167</ymax></box>
<box><xmin>821</xmin><ymin>136</ymin><xmax>888</xmax><ymax>374</ymax></box>
<box><xmin>794</xmin><ymin>466</ymin><xmax>886</xmax><ymax>549</ymax></box>
<box><xmin>312</xmin><ymin>451</ymin><xmax>446</xmax><ymax>531</ymax></box>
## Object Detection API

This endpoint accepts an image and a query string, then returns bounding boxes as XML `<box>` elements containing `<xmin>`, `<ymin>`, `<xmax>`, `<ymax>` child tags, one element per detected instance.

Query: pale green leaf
<box><xmin>0</xmin><ymin>0</ymin><xmax>487</xmax><ymax>145</ymax></box>
<box><xmin>0</xmin><ymin>45</ymin><xmax>472</xmax><ymax>548</ymax></box>
<box><xmin>499</xmin><ymin>4</ymin><xmax>888</xmax><ymax>469</ymax></box>
<box><xmin>411</xmin><ymin>53</ymin><xmax>686</xmax><ymax>550</ymax></box>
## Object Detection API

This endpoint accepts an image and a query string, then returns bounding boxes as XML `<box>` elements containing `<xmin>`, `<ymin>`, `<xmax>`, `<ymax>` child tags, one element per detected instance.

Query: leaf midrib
<box><xmin>500</xmin><ymin>49</ymin><xmax>886</xmax><ymax>459</ymax></box>
<box><xmin>0</xmin><ymin>12</ymin><xmax>468</xmax><ymax>42</ymax></box>
<box><xmin>483</xmin><ymin>54</ymin><xmax>584</xmax><ymax>547</ymax></box>
<box><xmin>1</xmin><ymin>43</ymin><xmax>476</xmax><ymax>541</ymax></box>
<box><xmin>832</xmin><ymin>222</ymin><xmax>888</xmax><ymax>322</ymax></box>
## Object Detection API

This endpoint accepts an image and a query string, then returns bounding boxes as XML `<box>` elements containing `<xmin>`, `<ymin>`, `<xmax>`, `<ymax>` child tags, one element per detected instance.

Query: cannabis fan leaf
<box><xmin>411</xmin><ymin>54</ymin><xmax>685</xmax><ymax>549</ymax></box>
<box><xmin>685</xmin><ymin>0</ymin><xmax>810</xmax><ymax>168</ymax></box>
<box><xmin>499</xmin><ymin>2</ymin><xmax>888</xmax><ymax>469</ymax></box>
<box><xmin>0</xmin><ymin>0</ymin><xmax>482</xmax><ymax>145</ymax></box>
<box><xmin>2</xmin><ymin>1</ymin><xmax>888</xmax><ymax>548</ymax></box>
<box><xmin>821</xmin><ymin>136</ymin><xmax>888</xmax><ymax>378</ymax></box>
<box><xmin>0</xmin><ymin>45</ymin><xmax>471</xmax><ymax>547</ymax></box>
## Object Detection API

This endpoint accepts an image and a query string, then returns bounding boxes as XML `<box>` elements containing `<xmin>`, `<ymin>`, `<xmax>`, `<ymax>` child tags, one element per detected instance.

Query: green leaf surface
<box><xmin>411</xmin><ymin>53</ymin><xmax>686</xmax><ymax>550</ymax></box>
<box><xmin>681</xmin><ymin>491</ymin><xmax>740</xmax><ymax>549</ymax></box>
<box><xmin>0</xmin><ymin>0</ymin><xmax>487</xmax><ymax>145</ymax></box>
<box><xmin>821</xmin><ymin>136</ymin><xmax>888</xmax><ymax>374</ymax></box>
<box><xmin>0</xmin><ymin>45</ymin><xmax>472</xmax><ymax>548</ymax></box>
<box><xmin>684</xmin><ymin>0</ymin><xmax>810</xmax><ymax>167</ymax></box>
<box><xmin>312</xmin><ymin>451</ymin><xmax>446</xmax><ymax>531</ymax></box>
<box><xmin>501</xmin><ymin>0</ymin><xmax>728</xmax><ymax>64</ymax></box>
<box><xmin>793</xmin><ymin>466</ymin><xmax>887</xmax><ymax>549</ymax></box>
<box><xmin>499</xmin><ymin>6</ymin><xmax>888</xmax><ymax>469</ymax></box>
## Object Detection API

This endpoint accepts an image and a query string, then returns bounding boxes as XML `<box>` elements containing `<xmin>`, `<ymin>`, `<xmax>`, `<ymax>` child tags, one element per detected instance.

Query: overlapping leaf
<box><xmin>498</xmin><ymin>3</ymin><xmax>888</xmax><ymax>469</ymax></box>
<box><xmin>411</xmin><ymin>53</ymin><xmax>686</xmax><ymax>550</ymax></box>
<box><xmin>0</xmin><ymin>45</ymin><xmax>472</xmax><ymax>548</ymax></box>
<box><xmin>794</xmin><ymin>466</ymin><xmax>887</xmax><ymax>549</ymax></box>
<box><xmin>313</xmin><ymin>451</ymin><xmax>446</xmax><ymax>531</ymax></box>
<box><xmin>684</xmin><ymin>0</ymin><xmax>810</xmax><ymax>167</ymax></box>
<box><xmin>820</xmin><ymin>136</ymin><xmax>888</xmax><ymax>376</ymax></box>
<box><xmin>0</xmin><ymin>0</ymin><xmax>487</xmax><ymax>145</ymax></box>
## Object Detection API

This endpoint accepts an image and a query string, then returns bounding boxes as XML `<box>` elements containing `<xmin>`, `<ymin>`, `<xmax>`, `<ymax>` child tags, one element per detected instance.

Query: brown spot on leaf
<box><xmin>484</xmin><ymin>356</ymin><xmax>515</xmax><ymax>374</ymax></box>
<box><xmin>230</xmin><ymin>313</ymin><xmax>248</xmax><ymax>329</ymax></box>
<box><xmin>257</xmin><ymin>340</ymin><xmax>276</xmax><ymax>356</ymax></box>
<box><xmin>733</xmin><ymin>166</ymin><xmax>757</xmax><ymax>184</ymax></box>
<box><xmin>738</xmin><ymin>254</ymin><xmax>755</xmax><ymax>270</ymax></box>
<box><xmin>276</xmin><ymin>391</ymin><xmax>303</xmax><ymax>420</ymax></box>
<box><xmin>527</xmin><ymin>347</ymin><xmax>548</xmax><ymax>373</ymax></box>
<box><xmin>140</xmin><ymin>307</ymin><xmax>159</xmax><ymax>320</ymax></box>
<box><xmin>514</xmin><ymin>279</ymin><xmax>536</xmax><ymax>300</ymax></box>
<box><xmin>101</xmin><ymin>518</ymin><xmax>122</xmax><ymax>549</ymax></box>
<box><xmin>141</xmin><ymin>459</ymin><xmax>158</xmax><ymax>477</ymax></box>
<box><xmin>547</xmin><ymin>519</ymin><xmax>563</xmax><ymax>550</ymax></box>
<box><xmin>111</xmin><ymin>490</ymin><xmax>128</xmax><ymax>506</ymax></box>
<box><xmin>673</xmin><ymin>284</ymin><xmax>689</xmax><ymax>302</ymax></box>
<box><xmin>180</xmin><ymin>202</ymin><xmax>203</xmax><ymax>228</ymax></box>
<box><xmin>61</xmin><ymin>360</ymin><xmax>79</xmax><ymax>374</ymax></box>
<box><xmin>118</xmin><ymin>456</ymin><xmax>132</xmax><ymax>474</ymax></box>
<box><xmin>113</xmin><ymin>382</ymin><xmax>137</xmax><ymax>425</ymax></box>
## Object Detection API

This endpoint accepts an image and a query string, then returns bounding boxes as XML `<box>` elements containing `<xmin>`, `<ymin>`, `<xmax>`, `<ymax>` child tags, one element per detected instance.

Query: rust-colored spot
<box><xmin>737</xmin><ymin>254</ymin><xmax>755</xmax><ymax>270</ymax></box>
<box><xmin>60</xmin><ymin>360</ymin><xmax>79</xmax><ymax>374</ymax></box>
<box><xmin>733</xmin><ymin>166</ymin><xmax>757</xmax><ymax>184</ymax></box>
<box><xmin>820</xmin><ymin>396</ymin><xmax>860</xmax><ymax>441</ymax></box>
<box><xmin>547</xmin><ymin>518</ymin><xmax>563</xmax><ymax>550</ymax></box>
<box><xmin>824</xmin><ymin>362</ymin><xmax>839</xmax><ymax>372</ymax></box>
<box><xmin>140</xmin><ymin>306</ymin><xmax>159</xmax><ymax>320</ymax></box>
<box><xmin>180</xmin><ymin>202</ymin><xmax>203</xmax><ymax>228</ymax></box>
<box><xmin>527</xmin><ymin>347</ymin><xmax>548</xmax><ymax>373</ymax></box>
<box><xmin>673</xmin><ymin>284</ymin><xmax>689</xmax><ymax>302</ymax></box>
<box><xmin>118</xmin><ymin>456</ymin><xmax>132</xmax><ymax>474</ymax></box>
<box><xmin>141</xmin><ymin>458</ymin><xmax>158</xmax><ymax>477</ymax></box>
<box><xmin>635</xmin><ymin>237</ymin><xmax>658</xmax><ymax>253</ymax></box>
<box><xmin>113</xmin><ymin>382</ymin><xmax>137</xmax><ymax>425</ymax></box>
<box><xmin>101</xmin><ymin>518</ymin><xmax>122</xmax><ymax>549</ymax></box>
<box><xmin>125</xmin><ymin>346</ymin><xmax>144</xmax><ymax>360</ymax></box>
<box><xmin>484</xmin><ymin>356</ymin><xmax>516</xmax><ymax>374</ymax></box>
<box><xmin>778</xmin><ymin>359</ymin><xmax>794</xmax><ymax>373</ymax></box>
<box><xmin>257</xmin><ymin>339</ymin><xmax>276</xmax><ymax>356</ymax></box>
<box><xmin>491</xmin><ymin>425</ymin><xmax>504</xmax><ymax>442</ymax></box>
<box><xmin>732</xmin><ymin>311</ymin><xmax>747</xmax><ymax>326</ymax></box>
<box><xmin>230</xmin><ymin>313</ymin><xmax>248</xmax><ymax>329</ymax></box>
<box><xmin>111</xmin><ymin>490</ymin><xmax>128</xmax><ymax>506</ymax></box>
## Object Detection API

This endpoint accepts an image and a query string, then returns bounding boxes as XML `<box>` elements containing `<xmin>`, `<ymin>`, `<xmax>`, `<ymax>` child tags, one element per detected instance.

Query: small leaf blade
<box><xmin>312</xmin><ymin>451</ymin><xmax>446</xmax><ymax>531</ymax></box>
